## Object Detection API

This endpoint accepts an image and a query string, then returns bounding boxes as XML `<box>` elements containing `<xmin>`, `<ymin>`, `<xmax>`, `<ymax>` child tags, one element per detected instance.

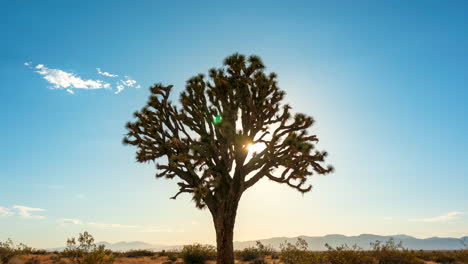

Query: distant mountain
<box><xmin>47</xmin><ymin>234</ymin><xmax>467</xmax><ymax>252</ymax></box>
<box><xmin>233</xmin><ymin>234</ymin><xmax>468</xmax><ymax>251</ymax></box>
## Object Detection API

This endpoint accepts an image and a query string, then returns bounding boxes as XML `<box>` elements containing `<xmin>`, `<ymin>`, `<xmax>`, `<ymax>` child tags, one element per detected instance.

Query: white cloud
<box><xmin>13</xmin><ymin>205</ymin><xmax>46</xmax><ymax>219</ymax></box>
<box><xmin>409</xmin><ymin>212</ymin><xmax>465</xmax><ymax>222</ymax></box>
<box><xmin>58</xmin><ymin>218</ymin><xmax>82</xmax><ymax>225</ymax></box>
<box><xmin>0</xmin><ymin>206</ymin><xmax>13</xmax><ymax>217</ymax></box>
<box><xmin>121</xmin><ymin>78</ymin><xmax>137</xmax><ymax>87</ymax></box>
<box><xmin>87</xmin><ymin>222</ymin><xmax>139</xmax><ymax>229</ymax></box>
<box><xmin>34</xmin><ymin>64</ymin><xmax>110</xmax><ymax>91</ymax></box>
<box><xmin>115</xmin><ymin>84</ymin><xmax>125</xmax><ymax>94</ymax></box>
<box><xmin>26</xmin><ymin>62</ymin><xmax>140</xmax><ymax>95</ymax></box>
<box><xmin>139</xmin><ymin>227</ymin><xmax>173</xmax><ymax>233</ymax></box>
<box><xmin>58</xmin><ymin>218</ymin><xmax>138</xmax><ymax>229</ymax></box>
<box><xmin>97</xmin><ymin>68</ymin><xmax>118</xmax><ymax>77</ymax></box>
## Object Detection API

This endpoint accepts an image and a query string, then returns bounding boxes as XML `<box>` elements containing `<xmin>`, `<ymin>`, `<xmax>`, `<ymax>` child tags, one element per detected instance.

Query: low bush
<box><xmin>325</xmin><ymin>244</ymin><xmax>375</xmax><ymax>264</ymax></box>
<box><xmin>123</xmin><ymin>249</ymin><xmax>156</xmax><ymax>258</ymax></box>
<box><xmin>25</xmin><ymin>256</ymin><xmax>41</xmax><ymax>264</ymax></box>
<box><xmin>236</xmin><ymin>241</ymin><xmax>275</xmax><ymax>261</ymax></box>
<box><xmin>159</xmin><ymin>250</ymin><xmax>179</xmax><ymax>261</ymax></box>
<box><xmin>180</xmin><ymin>244</ymin><xmax>216</xmax><ymax>264</ymax></box>
<box><xmin>370</xmin><ymin>238</ymin><xmax>423</xmax><ymax>264</ymax></box>
<box><xmin>280</xmin><ymin>238</ymin><xmax>322</xmax><ymax>264</ymax></box>
<box><xmin>63</xmin><ymin>231</ymin><xmax>115</xmax><ymax>264</ymax></box>
<box><xmin>0</xmin><ymin>239</ymin><xmax>33</xmax><ymax>264</ymax></box>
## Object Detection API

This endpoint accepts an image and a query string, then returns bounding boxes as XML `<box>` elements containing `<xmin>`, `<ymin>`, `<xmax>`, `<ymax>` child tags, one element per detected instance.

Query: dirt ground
<box><xmin>8</xmin><ymin>254</ymin><xmax>444</xmax><ymax>264</ymax></box>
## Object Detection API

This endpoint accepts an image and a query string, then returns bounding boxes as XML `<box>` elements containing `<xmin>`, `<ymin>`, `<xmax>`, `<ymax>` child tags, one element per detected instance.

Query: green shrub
<box><xmin>159</xmin><ymin>250</ymin><xmax>178</xmax><ymax>261</ymax></box>
<box><xmin>49</xmin><ymin>254</ymin><xmax>62</xmax><ymax>264</ymax></box>
<box><xmin>370</xmin><ymin>238</ymin><xmax>423</xmax><ymax>264</ymax></box>
<box><xmin>25</xmin><ymin>256</ymin><xmax>41</xmax><ymax>264</ymax></box>
<box><xmin>237</xmin><ymin>241</ymin><xmax>275</xmax><ymax>261</ymax></box>
<box><xmin>280</xmin><ymin>238</ymin><xmax>321</xmax><ymax>264</ymax></box>
<box><xmin>325</xmin><ymin>244</ymin><xmax>375</xmax><ymax>264</ymax></box>
<box><xmin>0</xmin><ymin>238</ymin><xmax>33</xmax><ymax>264</ymax></box>
<box><xmin>180</xmin><ymin>244</ymin><xmax>216</xmax><ymax>264</ymax></box>
<box><xmin>63</xmin><ymin>231</ymin><xmax>115</xmax><ymax>264</ymax></box>
<box><xmin>167</xmin><ymin>252</ymin><xmax>178</xmax><ymax>262</ymax></box>
<box><xmin>31</xmin><ymin>249</ymin><xmax>47</xmax><ymax>255</ymax></box>
<box><xmin>123</xmin><ymin>249</ymin><xmax>156</xmax><ymax>258</ymax></box>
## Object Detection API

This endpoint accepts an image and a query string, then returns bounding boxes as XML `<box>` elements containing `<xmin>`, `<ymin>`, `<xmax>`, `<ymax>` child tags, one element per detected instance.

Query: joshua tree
<box><xmin>123</xmin><ymin>54</ymin><xmax>333</xmax><ymax>264</ymax></box>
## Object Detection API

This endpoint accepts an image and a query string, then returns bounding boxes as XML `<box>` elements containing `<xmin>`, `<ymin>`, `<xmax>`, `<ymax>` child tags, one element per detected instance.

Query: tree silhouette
<box><xmin>123</xmin><ymin>54</ymin><xmax>333</xmax><ymax>264</ymax></box>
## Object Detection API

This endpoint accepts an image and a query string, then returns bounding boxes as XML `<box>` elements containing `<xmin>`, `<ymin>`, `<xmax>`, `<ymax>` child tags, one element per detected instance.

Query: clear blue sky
<box><xmin>1</xmin><ymin>0</ymin><xmax>467</xmax><ymax>248</ymax></box>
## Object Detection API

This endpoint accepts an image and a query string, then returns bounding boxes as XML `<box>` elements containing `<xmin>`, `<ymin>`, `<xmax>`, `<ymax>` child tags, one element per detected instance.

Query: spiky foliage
<box><xmin>124</xmin><ymin>53</ymin><xmax>332</xmax><ymax>211</ymax></box>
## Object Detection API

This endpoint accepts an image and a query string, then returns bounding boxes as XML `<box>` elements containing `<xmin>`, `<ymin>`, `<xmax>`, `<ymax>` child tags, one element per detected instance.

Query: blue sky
<box><xmin>1</xmin><ymin>0</ymin><xmax>467</xmax><ymax>248</ymax></box>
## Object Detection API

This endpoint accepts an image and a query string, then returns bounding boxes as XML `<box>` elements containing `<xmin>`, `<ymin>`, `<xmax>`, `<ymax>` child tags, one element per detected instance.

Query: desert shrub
<box><xmin>252</xmin><ymin>259</ymin><xmax>266</xmax><ymax>264</ymax></box>
<box><xmin>63</xmin><ymin>231</ymin><xmax>115</xmax><ymax>264</ymax></box>
<box><xmin>237</xmin><ymin>241</ymin><xmax>275</xmax><ymax>261</ymax></box>
<box><xmin>371</xmin><ymin>238</ymin><xmax>422</xmax><ymax>264</ymax></box>
<box><xmin>30</xmin><ymin>249</ymin><xmax>47</xmax><ymax>255</ymax></box>
<box><xmin>0</xmin><ymin>238</ymin><xmax>33</xmax><ymax>264</ymax></box>
<box><xmin>49</xmin><ymin>255</ymin><xmax>62</xmax><ymax>263</ymax></box>
<box><xmin>167</xmin><ymin>252</ymin><xmax>178</xmax><ymax>262</ymax></box>
<box><xmin>421</xmin><ymin>250</ymin><xmax>468</xmax><ymax>264</ymax></box>
<box><xmin>158</xmin><ymin>250</ymin><xmax>178</xmax><ymax>261</ymax></box>
<box><xmin>25</xmin><ymin>256</ymin><xmax>41</xmax><ymax>264</ymax></box>
<box><xmin>280</xmin><ymin>238</ymin><xmax>322</xmax><ymax>264</ymax></box>
<box><xmin>325</xmin><ymin>244</ymin><xmax>375</xmax><ymax>264</ymax></box>
<box><xmin>180</xmin><ymin>244</ymin><xmax>216</xmax><ymax>264</ymax></box>
<box><xmin>236</xmin><ymin>247</ymin><xmax>260</xmax><ymax>261</ymax></box>
<box><xmin>123</xmin><ymin>249</ymin><xmax>156</xmax><ymax>258</ymax></box>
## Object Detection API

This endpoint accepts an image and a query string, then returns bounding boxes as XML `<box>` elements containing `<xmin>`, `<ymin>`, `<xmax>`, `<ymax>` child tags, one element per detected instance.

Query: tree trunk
<box><xmin>213</xmin><ymin>200</ymin><xmax>239</xmax><ymax>264</ymax></box>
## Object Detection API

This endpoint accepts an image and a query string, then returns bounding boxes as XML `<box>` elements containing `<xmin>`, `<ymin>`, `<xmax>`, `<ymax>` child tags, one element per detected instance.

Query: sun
<box><xmin>246</xmin><ymin>142</ymin><xmax>266</xmax><ymax>154</ymax></box>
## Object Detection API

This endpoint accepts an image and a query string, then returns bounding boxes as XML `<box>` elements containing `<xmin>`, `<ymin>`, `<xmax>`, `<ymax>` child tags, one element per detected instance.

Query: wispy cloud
<box><xmin>13</xmin><ymin>205</ymin><xmax>46</xmax><ymax>219</ymax></box>
<box><xmin>0</xmin><ymin>206</ymin><xmax>13</xmax><ymax>217</ymax></box>
<box><xmin>409</xmin><ymin>212</ymin><xmax>465</xmax><ymax>222</ymax></box>
<box><xmin>58</xmin><ymin>218</ymin><xmax>82</xmax><ymax>225</ymax></box>
<box><xmin>138</xmin><ymin>227</ymin><xmax>174</xmax><ymax>233</ymax></box>
<box><xmin>34</xmin><ymin>64</ymin><xmax>111</xmax><ymax>91</ymax></box>
<box><xmin>58</xmin><ymin>217</ymin><xmax>138</xmax><ymax>229</ymax></box>
<box><xmin>97</xmin><ymin>68</ymin><xmax>118</xmax><ymax>77</ymax></box>
<box><xmin>26</xmin><ymin>63</ymin><xmax>140</xmax><ymax>95</ymax></box>
<box><xmin>58</xmin><ymin>217</ymin><xmax>180</xmax><ymax>232</ymax></box>
<box><xmin>87</xmin><ymin>222</ymin><xmax>139</xmax><ymax>229</ymax></box>
<box><xmin>115</xmin><ymin>84</ymin><xmax>125</xmax><ymax>94</ymax></box>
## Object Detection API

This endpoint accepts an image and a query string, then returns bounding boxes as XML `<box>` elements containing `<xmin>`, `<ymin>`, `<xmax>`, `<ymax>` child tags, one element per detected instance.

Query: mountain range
<box><xmin>47</xmin><ymin>234</ymin><xmax>468</xmax><ymax>251</ymax></box>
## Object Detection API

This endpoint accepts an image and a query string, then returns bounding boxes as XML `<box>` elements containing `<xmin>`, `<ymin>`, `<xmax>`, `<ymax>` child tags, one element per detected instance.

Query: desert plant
<box><xmin>280</xmin><ymin>238</ymin><xmax>321</xmax><ymax>264</ymax></box>
<box><xmin>237</xmin><ymin>241</ymin><xmax>274</xmax><ymax>261</ymax></box>
<box><xmin>49</xmin><ymin>254</ymin><xmax>62</xmax><ymax>264</ymax></box>
<box><xmin>124</xmin><ymin>53</ymin><xmax>333</xmax><ymax>264</ymax></box>
<box><xmin>63</xmin><ymin>232</ymin><xmax>115</xmax><ymax>264</ymax></box>
<box><xmin>0</xmin><ymin>239</ymin><xmax>32</xmax><ymax>264</ymax></box>
<box><xmin>25</xmin><ymin>256</ymin><xmax>40</xmax><ymax>264</ymax></box>
<box><xmin>325</xmin><ymin>243</ymin><xmax>375</xmax><ymax>264</ymax></box>
<box><xmin>123</xmin><ymin>249</ymin><xmax>156</xmax><ymax>258</ymax></box>
<box><xmin>180</xmin><ymin>244</ymin><xmax>216</xmax><ymax>264</ymax></box>
<box><xmin>167</xmin><ymin>252</ymin><xmax>178</xmax><ymax>262</ymax></box>
<box><xmin>371</xmin><ymin>238</ymin><xmax>423</xmax><ymax>264</ymax></box>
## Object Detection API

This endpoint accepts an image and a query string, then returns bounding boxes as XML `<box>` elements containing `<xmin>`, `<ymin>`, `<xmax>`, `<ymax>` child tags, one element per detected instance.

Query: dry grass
<box><xmin>6</xmin><ymin>251</ymin><xmax>467</xmax><ymax>264</ymax></box>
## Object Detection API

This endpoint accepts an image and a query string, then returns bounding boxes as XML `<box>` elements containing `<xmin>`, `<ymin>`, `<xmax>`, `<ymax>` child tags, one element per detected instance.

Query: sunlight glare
<box><xmin>247</xmin><ymin>142</ymin><xmax>266</xmax><ymax>154</ymax></box>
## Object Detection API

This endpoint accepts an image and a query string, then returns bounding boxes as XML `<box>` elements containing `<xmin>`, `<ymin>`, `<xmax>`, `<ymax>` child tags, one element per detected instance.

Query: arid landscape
<box><xmin>2</xmin><ymin>232</ymin><xmax>468</xmax><ymax>264</ymax></box>
<box><xmin>2</xmin><ymin>1</ymin><xmax>467</xmax><ymax>264</ymax></box>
